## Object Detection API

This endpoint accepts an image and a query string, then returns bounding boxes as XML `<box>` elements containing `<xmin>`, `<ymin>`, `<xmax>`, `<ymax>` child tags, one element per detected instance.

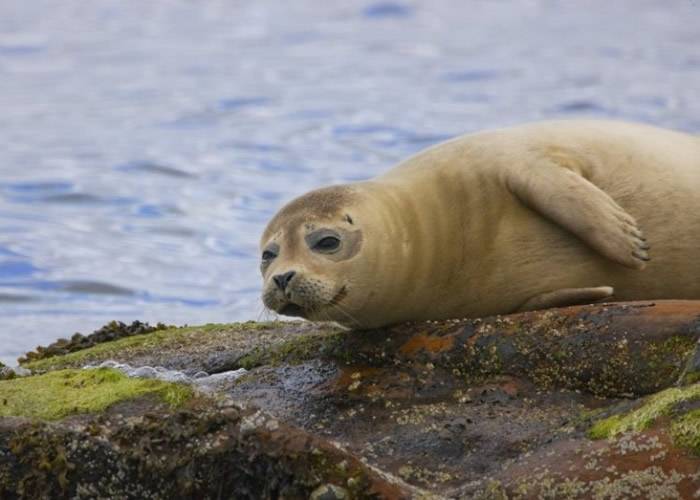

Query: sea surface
<box><xmin>1</xmin><ymin>0</ymin><xmax>699</xmax><ymax>365</ymax></box>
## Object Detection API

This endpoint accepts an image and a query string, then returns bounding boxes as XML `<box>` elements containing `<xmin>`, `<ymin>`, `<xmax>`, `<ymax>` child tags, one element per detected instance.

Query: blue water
<box><xmin>1</xmin><ymin>0</ymin><xmax>699</xmax><ymax>365</ymax></box>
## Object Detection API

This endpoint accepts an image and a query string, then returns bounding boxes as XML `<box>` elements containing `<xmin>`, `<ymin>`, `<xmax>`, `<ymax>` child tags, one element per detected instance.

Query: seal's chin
<box><xmin>279</xmin><ymin>302</ymin><xmax>307</xmax><ymax>318</ymax></box>
<box><xmin>275</xmin><ymin>286</ymin><xmax>348</xmax><ymax>320</ymax></box>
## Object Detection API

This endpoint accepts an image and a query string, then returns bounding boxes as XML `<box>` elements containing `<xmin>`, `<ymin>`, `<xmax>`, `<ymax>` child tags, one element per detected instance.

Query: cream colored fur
<box><xmin>260</xmin><ymin>120</ymin><xmax>700</xmax><ymax>327</ymax></box>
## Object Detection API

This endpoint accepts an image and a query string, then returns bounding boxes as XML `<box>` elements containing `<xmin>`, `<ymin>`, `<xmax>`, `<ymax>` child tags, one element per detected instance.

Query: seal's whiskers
<box><xmin>330</xmin><ymin>303</ymin><xmax>362</xmax><ymax>329</ymax></box>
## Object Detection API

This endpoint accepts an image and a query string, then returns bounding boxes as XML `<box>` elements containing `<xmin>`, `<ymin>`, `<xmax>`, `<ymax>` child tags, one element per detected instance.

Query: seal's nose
<box><xmin>273</xmin><ymin>271</ymin><xmax>296</xmax><ymax>291</ymax></box>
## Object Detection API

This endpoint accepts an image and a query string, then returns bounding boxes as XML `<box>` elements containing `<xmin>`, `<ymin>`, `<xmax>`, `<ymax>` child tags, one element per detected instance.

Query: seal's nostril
<box><xmin>273</xmin><ymin>271</ymin><xmax>296</xmax><ymax>291</ymax></box>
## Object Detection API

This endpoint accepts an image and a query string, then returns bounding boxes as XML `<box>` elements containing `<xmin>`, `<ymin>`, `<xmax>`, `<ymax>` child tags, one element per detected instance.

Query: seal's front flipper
<box><xmin>506</xmin><ymin>161</ymin><xmax>650</xmax><ymax>269</ymax></box>
<box><xmin>517</xmin><ymin>286</ymin><xmax>614</xmax><ymax>312</ymax></box>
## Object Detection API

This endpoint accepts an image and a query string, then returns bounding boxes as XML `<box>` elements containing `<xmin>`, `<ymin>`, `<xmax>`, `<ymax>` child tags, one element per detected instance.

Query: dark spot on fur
<box><xmin>345</xmin><ymin>214</ymin><xmax>354</xmax><ymax>225</ymax></box>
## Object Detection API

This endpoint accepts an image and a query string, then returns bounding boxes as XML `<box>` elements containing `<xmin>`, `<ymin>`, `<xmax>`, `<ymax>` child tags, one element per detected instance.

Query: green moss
<box><xmin>587</xmin><ymin>415</ymin><xmax>623</xmax><ymax>440</ymax></box>
<box><xmin>671</xmin><ymin>409</ymin><xmax>700</xmax><ymax>455</ymax></box>
<box><xmin>22</xmin><ymin>322</ymin><xmax>280</xmax><ymax>373</ymax></box>
<box><xmin>0</xmin><ymin>368</ymin><xmax>192</xmax><ymax>420</ymax></box>
<box><xmin>588</xmin><ymin>383</ymin><xmax>700</xmax><ymax>439</ymax></box>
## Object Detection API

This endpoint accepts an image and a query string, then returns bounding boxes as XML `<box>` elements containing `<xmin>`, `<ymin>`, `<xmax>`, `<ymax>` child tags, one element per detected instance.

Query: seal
<box><xmin>260</xmin><ymin>120</ymin><xmax>700</xmax><ymax>328</ymax></box>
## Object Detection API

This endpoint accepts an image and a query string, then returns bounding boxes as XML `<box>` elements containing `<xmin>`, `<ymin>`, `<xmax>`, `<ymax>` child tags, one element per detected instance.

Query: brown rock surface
<box><xmin>1</xmin><ymin>300</ymin><xmax>699</xmax><ymax>498</ymax></box>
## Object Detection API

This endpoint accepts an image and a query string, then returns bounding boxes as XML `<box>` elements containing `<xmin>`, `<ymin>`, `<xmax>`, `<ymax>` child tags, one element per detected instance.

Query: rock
<box><xmin>0</xmin><ymin>365</ymin><xmax>30</xmax><ymax>381</ymax></box>
<box><xmin>678</xmin><ymin>339</ymin><xmax>700</xmax><ymax>385</ymax></box>
<box><xmin>19</xmin><ymin>320</ymin><xmax>173</xmax><ymax>364</ymax></box>
<box><xmin>12</xmin><ymin>366</ymin><xmax>31</xmax><ymax>377</ymax></box>
<box><xmin>129</xmin><ymin>365</ymin><xmax>158</xmax><ymax>379</ymax></box>
<box><xmin>0</xmin><ymin>402</ymin><xmax>411</xmax><ymax>499</ymax></box>
<box><xmin>1</xmin><ymin>300</ymin><xmax>700</xmax><ymax>498</ymax></box>
<box><xmin>310</xmin><ymin>484</ymin><xmax>349</xmax><ymax>500</ymax></box>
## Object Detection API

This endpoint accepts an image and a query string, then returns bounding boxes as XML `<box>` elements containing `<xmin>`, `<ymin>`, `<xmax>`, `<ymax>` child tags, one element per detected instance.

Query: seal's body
<box><xmin>260</xmin><ymin>120</ymin><xmax>700</xmax><ymax>328</ymax></box>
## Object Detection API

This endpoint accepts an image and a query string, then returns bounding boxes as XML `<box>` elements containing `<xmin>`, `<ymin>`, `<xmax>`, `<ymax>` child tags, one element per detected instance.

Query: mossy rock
<box><xmin>0</xmin><ymin>400</ymin><xmax>415</xmax><ymax>499</ymax></box>
<box><xmin>589</xmin><ymin>381</ymin><xmax>700</xmax><ymax>456</ymax></box>
<box><xmin>672</xmin><ymin>409</ymin><xmax>700</xmax><ymax>455</ymax></box>
<box><xmin>3</xmin><ymin>301</ymin><xmax>700</xmax><ymax>498</ymax></box>
<box><xmin>21</xmin><ymin>323</ymin><xmax>236</xmax><ymax>372</ymax></box>
<box><xmin>0</xmin><ymin>368</ymin><xmax>192</xmax><ymax>420</ymax></box>
<box><xmin>20</xmin><ymin>321</ymin><xmax>328</xmax><ymax>375</ymax></box>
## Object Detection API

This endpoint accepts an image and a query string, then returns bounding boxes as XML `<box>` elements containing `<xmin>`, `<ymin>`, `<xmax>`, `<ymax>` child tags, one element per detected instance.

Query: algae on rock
<box><xmin>0</xmin><ymin>368</ymin><xmax>192</xmax><ymax>420</ymax></box>
<box><xmin>588</xmin><ymin>382</ymin><xmax>700</xmax><ymax>456</ymax></box>
<box><xmin>589</xmin><ymin>383</ymin><xmax>700</xmax><ymax>437</ymax></box>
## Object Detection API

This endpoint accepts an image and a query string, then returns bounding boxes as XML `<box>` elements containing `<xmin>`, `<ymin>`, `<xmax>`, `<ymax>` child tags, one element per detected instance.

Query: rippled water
<box><xmin>1</xmin><ymin>0</ymin><xmax>699</xmax><ymax>364</ymax></box>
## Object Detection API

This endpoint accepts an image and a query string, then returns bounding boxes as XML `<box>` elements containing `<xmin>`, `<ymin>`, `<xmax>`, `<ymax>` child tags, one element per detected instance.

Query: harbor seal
<box><xmin>259</xmin><ymin>120</ymin><xmax>700</xmax><ymax>328</ymax></box>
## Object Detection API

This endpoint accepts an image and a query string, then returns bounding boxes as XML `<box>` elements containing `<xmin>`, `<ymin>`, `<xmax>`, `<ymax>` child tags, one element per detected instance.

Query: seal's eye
<box><xmin>306</xmin><ymin>229</ymin><xmax>342</xmax><ymax>254</ymax></box>
<box><xmin>314</xmin><ymin>236</ymin><xmax>341</xmax><ymax>252</ymax></box>
<box><xmin>261</xmin><ymin>243</ymin><xmax>279</xmax><ymax>263</ymax></box>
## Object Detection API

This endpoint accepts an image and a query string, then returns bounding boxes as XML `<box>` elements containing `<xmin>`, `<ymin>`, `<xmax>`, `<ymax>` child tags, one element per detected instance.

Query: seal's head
<box><xmin>260</xmin><ymin>185</ymin><xmax>373</xmax><ymax>326</ymax></box>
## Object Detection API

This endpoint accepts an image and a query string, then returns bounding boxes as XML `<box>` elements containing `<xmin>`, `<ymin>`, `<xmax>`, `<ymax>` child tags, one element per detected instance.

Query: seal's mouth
<box><xmin>279</xmin><ymin>302</ymin><xmax>306</xmax><ymax>318</ymax></box>
<box><xmin>277</xmin><ymin>286</ymin><xmax>347</xmax><ymax>319</ymax></box>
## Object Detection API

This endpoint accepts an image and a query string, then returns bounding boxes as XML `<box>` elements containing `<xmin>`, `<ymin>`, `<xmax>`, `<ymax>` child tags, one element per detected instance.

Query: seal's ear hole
<box><xmin>344</xmin><ymin>214</ymin><xmax>354</xmax><ymax>225</ymax></box>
